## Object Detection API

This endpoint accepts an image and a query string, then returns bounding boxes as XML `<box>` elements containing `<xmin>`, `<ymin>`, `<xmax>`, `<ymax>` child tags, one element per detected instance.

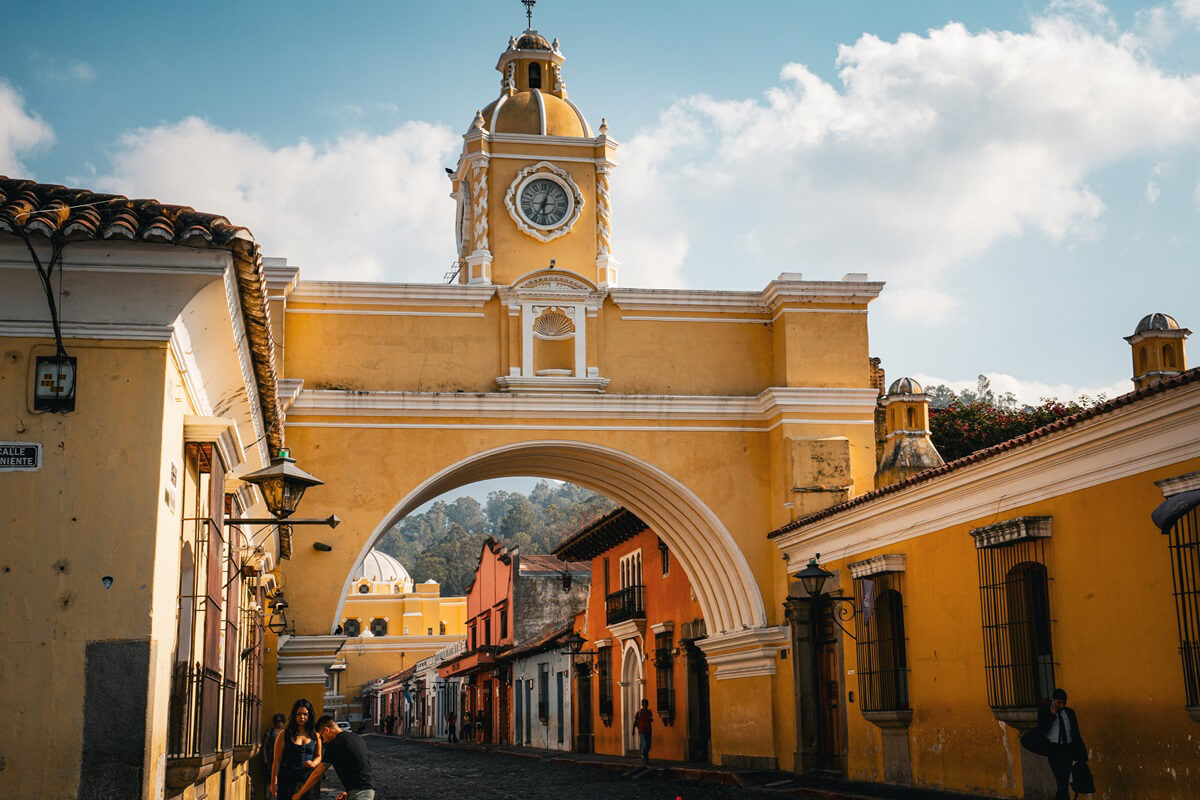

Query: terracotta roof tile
<box><xmin>552</xmin><ymin>507</ymin><xmax>649</xmax><ymax>561</ymax></box>
<box><xmin>0</xmin><ymin>176</ymin><xmax>250</xmax><ymax>247</ymax></box>
<box><xmin>768</xmin><ymin>367</ymin><xmax>1200</xmax><ymax>538</ymax></box>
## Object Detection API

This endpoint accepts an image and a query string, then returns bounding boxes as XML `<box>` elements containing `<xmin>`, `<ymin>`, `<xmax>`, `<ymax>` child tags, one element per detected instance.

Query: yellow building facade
<box><xmin>0</xmin><ymin>180</ymin><xmax>284</xmax><ymax>799</ymax></box>
<box><xmin>771</xmin><ymin>327</ymin><xmax>1200</xmax><ymax>797</ymax></box>
<box><xmin>260</xmin><ymin>22</ymin><xmax>884</xmax><ymax>770</ymax></box>
<box><xmin>321</xmin><ymin>549</ymin><xmax>466</xmax><ymax>723</ymax></box>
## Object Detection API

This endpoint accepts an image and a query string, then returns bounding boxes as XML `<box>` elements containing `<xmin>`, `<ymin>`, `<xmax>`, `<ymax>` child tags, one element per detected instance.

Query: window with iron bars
<box><xmin>853</xmin><ymin>572</ymin><xmax>909</xmax><ymax>713</ymax></box>
<box><xmin>654</xmin><ymin>631</ymin><xmax>675</xmax><ymax>724</ymax></box>
<box><xmin>169</xmin><ymin>443</ymin><xmax>246</xmax><ymax>761</ymax></box>
<box><xmin>1163</xmin><ymin>505</ymin><xmax>1200</xmax><ymax>712</ymax></box>
<box><xmin>597</xmin><ymin>646</ymin><xmax>614</xmax><ymax>721</ymax></box>
<box><xmin>975</xmin><ymin>532</ymin><xmax>1055</xmax><ymax>711</ymax></box>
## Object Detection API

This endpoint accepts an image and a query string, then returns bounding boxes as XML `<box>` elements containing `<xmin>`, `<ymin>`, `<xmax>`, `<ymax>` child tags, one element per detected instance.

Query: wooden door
<box><xmin>814</xmin><ymin>600</ymin><xmax>844</xmax><ymax>770</ymax></box>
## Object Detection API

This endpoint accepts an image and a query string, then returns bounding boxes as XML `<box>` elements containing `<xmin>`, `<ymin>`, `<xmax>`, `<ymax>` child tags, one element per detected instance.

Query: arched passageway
<box><xmin>331</xmin><ymin>440</ymin><xmax>768</xmax><ymax>640</ymax></box>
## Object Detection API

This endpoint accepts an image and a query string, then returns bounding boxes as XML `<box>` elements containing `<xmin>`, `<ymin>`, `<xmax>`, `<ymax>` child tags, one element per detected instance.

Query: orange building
<box><xmin>554</xmin><ymin>509</ymin><xmax>711</xmax><ymax>761</ymax></box>
<box><xmin>439</xmin><ymin>538</ymin><xmax>589</xmax><ymax>744</ymax></box>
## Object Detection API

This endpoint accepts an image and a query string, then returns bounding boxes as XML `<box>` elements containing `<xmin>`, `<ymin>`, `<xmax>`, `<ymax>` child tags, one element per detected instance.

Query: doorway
<box><xmin>620</xmin><ymin>642</ymin><xmax>644</xmax><ymax>755</ymax></box>
<box><xmin>574</xmin><ymin>665</ymin><xmax>593</xmax><ymax>752</ymax></box>
<box><xmin>684</xmin><ymin>640</ymin><xmax>711</xmax><ymax>762</ymax></box>
<box><xmin>814</xmin><ymin>599</ymin><xmax>844</xmax><ymax>770</ymax></box>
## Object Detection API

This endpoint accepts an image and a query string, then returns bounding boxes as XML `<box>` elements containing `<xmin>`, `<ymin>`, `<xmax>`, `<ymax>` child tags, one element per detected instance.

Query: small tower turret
<box><xmin>1125</xmin><ymin>313</ymin><xmax>1190</xmax><ymax>390</ymax></box>
<box><xmin>875</xmin><ymin>377</ymin><xmax>945</xmax><ymax>488</ymax></box>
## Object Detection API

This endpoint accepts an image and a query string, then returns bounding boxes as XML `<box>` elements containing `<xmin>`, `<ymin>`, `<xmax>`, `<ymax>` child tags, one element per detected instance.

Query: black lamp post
<box><xmin>266</xmin><ymin>597</ymin><xmax>294</xmax><ymax>636</ymax></box>
<box><xmin>796</xmin><ymin>555</ymin><xmax>858</xmax><ymax>639</ymax></box>
<box><xmin>227</xmin><ymin>449</ymin><xmax>341</xmax><ymax>530</ymax></box>
<box><xmin>560</xmin><ymin>631</ymin><xmax>599</xmax><ymax>675</ymax></box>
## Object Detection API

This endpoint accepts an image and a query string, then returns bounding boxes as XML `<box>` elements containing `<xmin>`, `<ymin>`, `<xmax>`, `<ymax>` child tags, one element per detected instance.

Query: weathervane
<box><xmin>522</xmin><ymin>0</ymin><xmax>535</xmax><ymax>29</ymax></box>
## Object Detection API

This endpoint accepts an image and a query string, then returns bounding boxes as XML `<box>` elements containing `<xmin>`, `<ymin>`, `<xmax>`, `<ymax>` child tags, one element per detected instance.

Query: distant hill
<box><xmin>375</xmin><ymin>481</ymin><xmax>616</xmax><ymax>595</ymax></box>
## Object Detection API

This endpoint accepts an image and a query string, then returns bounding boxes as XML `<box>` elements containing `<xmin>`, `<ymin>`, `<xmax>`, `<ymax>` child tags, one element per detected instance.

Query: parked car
<box><xmin>336</xmin><ymin>720</ymin><xmax>351</xmax><ymax>732</ymax></box>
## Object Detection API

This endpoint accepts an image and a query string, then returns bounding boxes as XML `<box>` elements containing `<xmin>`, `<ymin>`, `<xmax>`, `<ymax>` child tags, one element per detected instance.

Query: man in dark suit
<box><xmin>1037</xmin><ymin>688</ymin><xmax>1087</xmax><ymax>800</ymax></box>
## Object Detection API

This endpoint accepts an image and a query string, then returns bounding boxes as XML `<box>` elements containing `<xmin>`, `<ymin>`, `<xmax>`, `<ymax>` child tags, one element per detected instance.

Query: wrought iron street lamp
<box><xmin>266</xmin><ymin>597</ymin><xmax>294</xmax><ymax>636</ymax></box>
<box><xmin>239</xmin><ymin>448</ymin><xmax>324</xmax><ymax>519</ymax></box>
<box><xmin>560</xmin><ymin>631</ymin><xmax>600</xmax><ymax>674</ymax></box>
<box><xmin>796</xmin><ymin>555</ymin><xmax>858</xmax><ymax>639</ymax></box>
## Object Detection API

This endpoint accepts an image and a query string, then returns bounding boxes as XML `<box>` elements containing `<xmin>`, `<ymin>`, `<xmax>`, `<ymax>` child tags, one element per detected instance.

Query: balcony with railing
<box><xmin>605</xmin><ymin>585</ymin><xmax>645</xmax><ymax>625</ymax></box>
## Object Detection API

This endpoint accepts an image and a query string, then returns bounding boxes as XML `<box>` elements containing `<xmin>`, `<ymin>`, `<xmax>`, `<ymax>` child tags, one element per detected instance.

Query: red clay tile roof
<box><xmin>0</xmin><ymin>176</ymin><xmax>252</xmax><ymax>246</ymax></box>
<box><xmin>552</xmin><ymin>507</ymin><xmax>649</xmax><ymax>561</ymax></box>
<box><xmin>500</xmin><ymin>621</ymin><xmax>574</xmax><ymax>662</ymax></box>
<box><xmin>768</xmin><ymin>367</ymin><xmax>1200</xmax><ymax>538</ymax></box>
<box><xmin>0</xmin><ymin>176</ymin><xmax>283</xmax><ymax>458</ymax></box>
<box><xmin>518</xmin><ymin>553</ymin><xmax>589</xmax><ymax>574</ymax></box>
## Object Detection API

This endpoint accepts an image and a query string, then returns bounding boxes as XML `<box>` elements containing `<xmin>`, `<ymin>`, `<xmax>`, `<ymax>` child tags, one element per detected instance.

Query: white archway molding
<box><xmin>331</xmin><ymin>440</ymin><xmax>768</xmax><ymax>639</ymax></box>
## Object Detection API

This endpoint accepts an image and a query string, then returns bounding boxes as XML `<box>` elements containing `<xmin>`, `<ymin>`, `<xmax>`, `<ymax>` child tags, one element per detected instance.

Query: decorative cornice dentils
<box><xmin>847</xmin><ymin>554</ymin><xmax>906</xmax><ymax>579</ymax></box>
<box><xmin>970</xmin><ymin>516</ymin><xmax>1052</xmax><ymax>550</ymax></box>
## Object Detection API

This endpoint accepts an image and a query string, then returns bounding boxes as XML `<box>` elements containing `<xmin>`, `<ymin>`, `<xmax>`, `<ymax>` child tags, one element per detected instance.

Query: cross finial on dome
<box><xmin>522</xmin><ymin>0</ymin><xmax>536</xmax><ymax>30</ymax></box>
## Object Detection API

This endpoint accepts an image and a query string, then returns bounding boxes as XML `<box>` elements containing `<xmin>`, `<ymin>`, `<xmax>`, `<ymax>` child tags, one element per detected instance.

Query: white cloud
<box><xmin>913</xmin><ymin>372</ymin><xmax>1131</xmax><ymax>406</ymax></box>
<box><xmin>1146</xmin><ymin>181</ymin><xmax>1161</xmax><ymax>203</ymax></box>
<box><xmin>0</xmin><ymin>81</ymin><xmax>55</xmax><ymax>176</ymax></box>
<box><xmin>613</xmin><ymin>10</ymin><xmax>1200</xmax><ymax>297</ymax></box>
<box><xmin>91</xmin><ymin>117</ymin><xmax>459</xmax><ymax>281</ymax></box>
<box><xmin>876</xmin><ymin>285</ymin><xmax>960</xmax><ymax>326</ymax></box>
<box><xmin>29</xmin><ymin>54</ymin><xmax>96</xmax><ymax>83</ymax></box>
<box><xmin>1176</xmin><ymin>0</ymin><xmax>1200</xmax><ymax>25</ymax></box>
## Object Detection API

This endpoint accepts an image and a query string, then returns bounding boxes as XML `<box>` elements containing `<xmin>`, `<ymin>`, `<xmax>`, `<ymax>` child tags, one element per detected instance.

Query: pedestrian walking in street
<box><xmin>1020</xmin><ymin>688</ymin><xmax>1090</xmax><ymax>799</ymax></box>
<box><xmin>263</xmin><ymin>713</ymin><xmax>287</xmax><ymax>771</ymax></box>
<box><xmin>270</xmin><ymin>699</ymin><xmax>322</xmax><ymax>800</ymax></box>
<box><xmin>291</xmin><ymin>715</ymin><xmax>377</xmax><ymax>800</ymax></box>
<box><xmin>633</xmin><ymin>698</ymin><xmax>654</xmax><ymax>765</ymax></box>
<box><xmin>446</xmin><ymin>710</ymin><xmax>458</xmax><ymax>743</ymax></box>
<box><xmin>475</xmin><ymin>709</ymin><xmax>486</xmax><ymax>742</ymax></box>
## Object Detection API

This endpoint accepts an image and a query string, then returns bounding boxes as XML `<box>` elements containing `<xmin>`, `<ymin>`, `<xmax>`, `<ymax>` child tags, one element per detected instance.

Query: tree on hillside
<box><xmin>374</xmin><ymin>480</ymin><xmax>615</xmax><ymax>595</ymax></box>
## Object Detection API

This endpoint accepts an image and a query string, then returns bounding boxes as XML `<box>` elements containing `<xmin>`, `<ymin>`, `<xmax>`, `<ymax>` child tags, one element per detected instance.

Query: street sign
<box><xmin>0</xmin><ymin>442</ymin><xmax>42</xmax><ymax>471</ymax></box>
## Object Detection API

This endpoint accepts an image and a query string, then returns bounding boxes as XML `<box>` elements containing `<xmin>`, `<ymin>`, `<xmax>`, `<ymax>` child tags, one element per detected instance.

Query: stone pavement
<box><xmin>316</xmin><ymin>735</ymin><xmax>992</xmax><ymax>800</ymax></box>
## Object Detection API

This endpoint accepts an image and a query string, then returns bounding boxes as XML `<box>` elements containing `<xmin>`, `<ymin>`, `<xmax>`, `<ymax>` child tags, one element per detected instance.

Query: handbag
<box><xmin>1071</xmin><ymin>760</ymin><xmax>1096</xmax><ymax>795</ymax></box>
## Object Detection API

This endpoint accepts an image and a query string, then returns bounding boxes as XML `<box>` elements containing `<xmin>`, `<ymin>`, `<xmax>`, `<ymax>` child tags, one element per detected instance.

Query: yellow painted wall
<box><xmin>0</xmin><ymin>336</ymin><xmax>170</xmax><ymax>798</ymax></box>
<box><xmin>821</xmin><ymin>457</ymin><xmax>1200</xmax><ymax>798</ymax></box>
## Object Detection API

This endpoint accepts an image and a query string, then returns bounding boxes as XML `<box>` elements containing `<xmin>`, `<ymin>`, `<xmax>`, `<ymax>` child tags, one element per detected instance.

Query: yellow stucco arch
<box><xmin>331</xmin><ymin>439</ymin><xmax>768</xmax><ymax>638</ymax></box>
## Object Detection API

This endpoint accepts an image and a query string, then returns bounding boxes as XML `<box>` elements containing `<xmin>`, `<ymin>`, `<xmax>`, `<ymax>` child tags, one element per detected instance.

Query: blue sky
<box><xmin>4</xmin><ymin>0</ymin><xmax>1200</xmax><ymax>405</ymax></box>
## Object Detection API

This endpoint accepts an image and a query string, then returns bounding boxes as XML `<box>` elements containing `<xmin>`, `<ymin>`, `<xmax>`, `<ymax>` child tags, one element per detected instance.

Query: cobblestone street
<box><xmin>317</xmin><ymin>737</ymin><xmax>796</xmax><ymax>800</ymax></box>
<box><xmin>314</xmin><ymin>736</ymin><xmax>985</xmax><ymax>800</ymax></box>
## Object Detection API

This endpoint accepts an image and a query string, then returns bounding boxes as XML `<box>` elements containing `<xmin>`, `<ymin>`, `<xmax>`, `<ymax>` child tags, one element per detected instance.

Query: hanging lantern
<box><xmin>239</xmin><ymin>448</ymin><xmax>324</xmax><ymax>519</ymax></box>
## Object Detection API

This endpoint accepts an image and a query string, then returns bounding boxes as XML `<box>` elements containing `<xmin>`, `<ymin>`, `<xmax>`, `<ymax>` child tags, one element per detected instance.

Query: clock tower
<box><xmin>449</xmin><ymin>17</ymin><xmax>618</xmax><ymax>288</ymax></box>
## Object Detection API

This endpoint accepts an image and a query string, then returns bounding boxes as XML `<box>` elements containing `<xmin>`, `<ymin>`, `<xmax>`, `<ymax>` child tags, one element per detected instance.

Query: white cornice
<box><xmin>1157</xmin><ymin>470</ymin><xmax>1200</xmax><ymax>497</ymax></box>
<box><xmin>183</xmin><ymin>415</ymin><xmax>246</xmax><ymax>471</ymax></box>
<box><xmin>0</xmin><ymin>320</ymin><xmax>173</xmax><ymax>340</ymax></box>
<box><xmin>263</xmin><ymin>263</ymin><xmax>300</xmax><ymax>295</ymax></box>
<box><xmin>289</xmin><ymin>281</ymin><xmax>497</xmax><ymax>307</ymax></box>
<box><xmin>488</xmin><ymin>132</ymin><xmax>610</xmax><ymax>148</ymax></box>
<box><xmin>610</xmin><ymin>288</ymin><xmax>764</xmax><ymax>314</ymax></box>
<box><xmin>694</xmin><ymin>626</ymin><xmax>788</xmax><ymax>680</ymax></box>
<box><xmin>288</xmin><ymin>386</ymin><xmax>879</xmax><ymax>421</ymax></box>
<box><xmin>774</xmin><ymin>382</ymin><xmax>1200</xmax><ymax>565</ymax></box>
<box><xmin>495</xmin><ymin>375</ymin><xmax>612</xmax><ymax>394</ymax></box>
<box><xmin>847</xmin><ymin>554</ymin><xmax>906</xmax><ymax>579</ymax></box>
<box><xmin>610</xmin><ymin>279</ymin><xmax>884</xmax><ymax>315</ymax></box>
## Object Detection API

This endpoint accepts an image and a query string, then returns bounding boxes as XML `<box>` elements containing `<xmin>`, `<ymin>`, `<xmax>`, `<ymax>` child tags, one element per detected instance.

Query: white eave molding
<box><xmin>288</xmin><ymin>386</ymin><xmax>880</xmax><ymax>421</ymax></box>
<box><xmin>773</xmin><ymin>381</ymin><xmax>1200</xmax><ymax>565</ymax></box>
<box><xmin>183</xmin><ymin>415</ymin><xmax>246</xmax><ymax>471</ymax></box>
<box><xmin>288</xmin><ymin>281</ymin><xmax>497</xmax><ymax>307</ymax></box>
<box><xmin>694</xmin><ymin>626</ymin><xmax>789</xmax><ymax>680</ymax></box>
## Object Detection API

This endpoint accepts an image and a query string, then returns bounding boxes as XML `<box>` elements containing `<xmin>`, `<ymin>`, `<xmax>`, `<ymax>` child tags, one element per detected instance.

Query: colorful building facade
<box><xmin>321</xmin><ymin>548</ymin><xmax>466</xmax><ymax>724</ymax></box>
<box><xmin>0</xmin><ymin>179</ymin><xmax>283</xmax><ymax>800</ymax></box>
<box><xmin>554</xmin><ymin>510</ymin><xmax>711</xmax><ymax>762</ymax></box>
<box><xmin>438</xmin><ymin>539</ymin><xmax>589</xmax><ymax>744</ymax></box>
<box><xmin>770</xmin><ymin>321</ymin><xmax>1200</xmax><ymax>798</ymax></box>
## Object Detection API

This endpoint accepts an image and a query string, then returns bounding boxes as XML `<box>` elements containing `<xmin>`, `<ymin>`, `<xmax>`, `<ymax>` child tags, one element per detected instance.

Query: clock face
<box><xmin>519</xmin><ymin>178</ymin><xmax>570</xmax><ymax>227</ymax></box>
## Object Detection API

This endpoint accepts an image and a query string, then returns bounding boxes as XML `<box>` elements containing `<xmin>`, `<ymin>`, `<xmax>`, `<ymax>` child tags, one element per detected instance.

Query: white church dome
<box><xmin>354</xmin><ymin>549</ymin><xmax>411</xmax><ymax>584</ymax></box>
